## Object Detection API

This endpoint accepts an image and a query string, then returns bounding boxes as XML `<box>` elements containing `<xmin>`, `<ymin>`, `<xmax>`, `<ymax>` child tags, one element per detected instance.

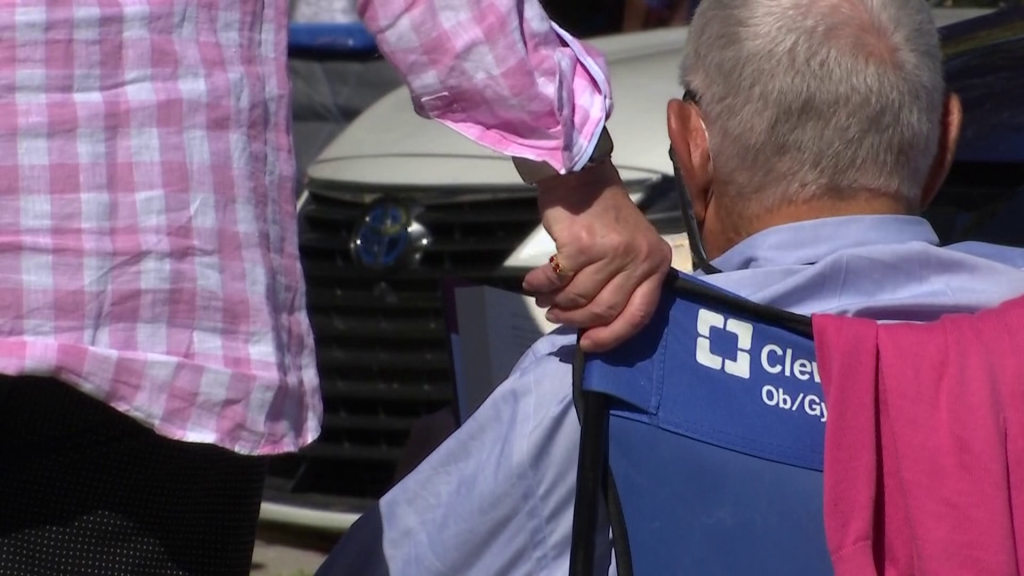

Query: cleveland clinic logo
<box><xmin>695</xmin><ymin>309</ymin><xmax>753</xmax><ymax>379</ymax></box>
<box><xmin>693</xmin><ymin>308</ymin><xmax>828</xmax><ymax>422</ymax></box>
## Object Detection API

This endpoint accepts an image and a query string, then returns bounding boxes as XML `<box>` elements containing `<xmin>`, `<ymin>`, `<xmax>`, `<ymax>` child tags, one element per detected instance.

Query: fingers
<box><xmin>545</xmin><ymin>270</ymin><xmax>633</xmax><ymax>327</ymax></box>
<box><xmin>526</xmin><ymin>251</ymin><xmax>620</xmax><ymax>312</ymax></box>
<box><xmin>523</xmin><ymin>249</ymin><xmax>597</xmax><ymax>303</ymax></box>
<box><xmin>546</xmin><ymin>238</ymin><xmax>671</xmax><ymax>351</ymax></box>
<box><xmin>522</xmin><ymin>202</ymin><xmax>674</xmax><ymax>351</ymax></box>
<box><xmin>543</xmin><ymin>262</ymin><xmax>620</xmax><ymax>312</ymax></box>
<box><xmin>523</xmin><ymin>262</ymin><xmax>570</xmax><ymax>297</ymax></box>
<box><xmin>543</xmin><ymin>238</ymin><xmax>670</xmax><ymax>324</ymax></box>
<box><xmin>579</xmin><ymin>272</ymin><xmax>666</xmax><ymax>353</ymax></box>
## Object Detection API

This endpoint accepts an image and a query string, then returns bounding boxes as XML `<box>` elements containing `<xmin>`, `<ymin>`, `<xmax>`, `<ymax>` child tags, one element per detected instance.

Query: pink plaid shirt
<box><xmin>0</xmin><ymin>0</ymin><xmax>607</xmax><ymax>457</ymax></box>
<box><xmin>0</xmin><ymin>1</ymin><xmax>320</xmax><ymax>456</ymax></box>
<box><xmin>358</xmin><ymin>0</ymin><xmax>613</xmax><ymax>173</ymax></box>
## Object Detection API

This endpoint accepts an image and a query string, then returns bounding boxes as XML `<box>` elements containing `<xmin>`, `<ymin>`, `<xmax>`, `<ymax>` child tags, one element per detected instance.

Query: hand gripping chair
<box><xmin>569</xmin><ymin>271</ymin><xmax>833</xmax><ymax>576</ymax></box>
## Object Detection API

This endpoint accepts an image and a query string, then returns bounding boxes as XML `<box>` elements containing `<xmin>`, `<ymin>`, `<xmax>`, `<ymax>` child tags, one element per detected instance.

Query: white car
<box><xmin>267</xmin><ymin>8</ymin><xmax>995</xmax><ymax>526</ymax></box>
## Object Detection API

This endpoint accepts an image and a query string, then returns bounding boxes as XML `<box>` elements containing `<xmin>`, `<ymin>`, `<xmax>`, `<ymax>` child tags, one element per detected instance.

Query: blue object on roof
<box><xmin>288</xmin><ymin>22</ymin><xmax>378</xmax><ymax>55</ymax></box>
<box><xmin>571</xmin><ymin>271</ymin><xmax>833</xmax><ymax>575</ymax></box>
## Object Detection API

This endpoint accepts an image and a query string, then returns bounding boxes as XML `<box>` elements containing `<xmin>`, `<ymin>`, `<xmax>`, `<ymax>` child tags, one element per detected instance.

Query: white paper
<box><xmin>450</xmin><ymin>285</ymin><xmax>559</xmax><ymax>423</ymax></box>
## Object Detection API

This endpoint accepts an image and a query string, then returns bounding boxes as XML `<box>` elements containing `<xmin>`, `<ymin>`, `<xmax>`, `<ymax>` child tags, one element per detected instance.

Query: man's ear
<box><xmin>667</xmin><ymin>98</ymin><xmax>712</xmax><ymax>221</ymax></box>
<box><xmin>920</xmin><ymin>93</ymin><xmax>963</xmax><ymax>209</ymax></box>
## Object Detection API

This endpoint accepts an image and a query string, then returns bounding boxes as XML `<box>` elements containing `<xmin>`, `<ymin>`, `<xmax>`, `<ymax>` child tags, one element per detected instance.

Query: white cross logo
<box><xmin>695</xmin><ymin>309</ymin><xmax>753</xmax><ymax>379</ymax></box>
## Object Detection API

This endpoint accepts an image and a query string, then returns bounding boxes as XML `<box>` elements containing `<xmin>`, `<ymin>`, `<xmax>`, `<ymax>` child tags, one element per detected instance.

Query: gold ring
<box><xmin>549</xmin><ymin>254</ymin><xmax>574</xmax><ymax>276</ymax></box>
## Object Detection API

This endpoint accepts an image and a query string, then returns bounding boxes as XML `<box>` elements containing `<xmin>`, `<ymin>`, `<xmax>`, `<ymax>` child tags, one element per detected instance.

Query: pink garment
<box><xmin>0</xmin><ymin>2</ymin><xmax>320</xmax><ymax>455</ymax></box>
<box><xmin>813</xmin><ymin>296</ymin><xmax>1024</xmax><ymax>575</ymax></box>
<box><xmin>357</xmin><ymin>0</ymin><xmax>613</xmax><ymax>173</ymax></box>
<box><xmin>0</xmin><ymin>0</ymin><xmax>604</xmax><ymax>456</ymax></box>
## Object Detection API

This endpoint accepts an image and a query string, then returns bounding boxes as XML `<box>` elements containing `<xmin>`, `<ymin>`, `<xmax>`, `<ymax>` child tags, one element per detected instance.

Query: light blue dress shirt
<box><xmin>317</xmin><ymin>215</ymin><xmax>1024</xmax><ymax>576</ymax></box>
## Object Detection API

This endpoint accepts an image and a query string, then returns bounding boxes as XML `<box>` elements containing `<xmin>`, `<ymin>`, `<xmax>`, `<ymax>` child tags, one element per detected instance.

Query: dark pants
<box><xmin>0</xmin><ymin>378</ymin><xmax>267</xmax><ymax>575</ymax></box>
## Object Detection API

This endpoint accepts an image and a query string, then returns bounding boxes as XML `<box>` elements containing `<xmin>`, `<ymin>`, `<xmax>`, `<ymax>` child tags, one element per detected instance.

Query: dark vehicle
<box><xmin>925</xmin><ymin>9</ymin><xmax>1024</xmax><ymax>247</ymax></box>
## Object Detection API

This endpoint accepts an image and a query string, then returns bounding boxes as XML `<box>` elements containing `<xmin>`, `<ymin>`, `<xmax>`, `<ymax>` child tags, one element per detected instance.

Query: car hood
<box><xmin>307</xmin><ymin>8</ymin><xmax>997</xmax><ymax>187</ymax></box>
<box><xmin>308</xmin><ymin>26</ymin><xmax>687</xmax><ymax>186</ymax></box>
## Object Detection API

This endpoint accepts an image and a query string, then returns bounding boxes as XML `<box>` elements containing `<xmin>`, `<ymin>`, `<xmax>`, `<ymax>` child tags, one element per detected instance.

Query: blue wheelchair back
<box><xmin>569</xmin><ymin>271</ymin><xmax>833</xmax><ymax>575</ymax></box>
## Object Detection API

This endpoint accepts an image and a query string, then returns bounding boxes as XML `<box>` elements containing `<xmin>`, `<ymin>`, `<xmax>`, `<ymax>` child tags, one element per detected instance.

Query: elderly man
<box><xmin>316</xmin><ymin>0</ymin><xmax>1024</xmax><ymax>574</ymax></box>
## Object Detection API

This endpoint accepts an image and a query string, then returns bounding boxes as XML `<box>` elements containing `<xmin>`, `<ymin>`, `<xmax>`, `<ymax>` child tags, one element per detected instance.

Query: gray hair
<box><xmin>680</xmin><ymin>0</ymin><xmax>945</xmax><ymax>211</ymax></box>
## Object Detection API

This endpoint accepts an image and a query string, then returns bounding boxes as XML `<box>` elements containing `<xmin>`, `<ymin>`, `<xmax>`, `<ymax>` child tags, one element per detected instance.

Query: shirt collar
<box><xmin>710</xmin><ymin>215</ymin><xmax>941</xmax><ymax>272</ymax></box>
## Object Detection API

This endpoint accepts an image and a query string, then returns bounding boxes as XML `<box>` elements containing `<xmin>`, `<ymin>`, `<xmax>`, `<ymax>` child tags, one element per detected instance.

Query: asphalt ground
<box><xmin>251</xmin><ymin>523</ymin><xmax>340</xmax><ymax>576</ymax></box>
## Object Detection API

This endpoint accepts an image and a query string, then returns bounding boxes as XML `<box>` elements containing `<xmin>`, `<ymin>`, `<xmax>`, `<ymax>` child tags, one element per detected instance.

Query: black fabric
<box><xmin>0</xmin><ymin>377</ymin><xmax>267</xmax><ymax>576</ymax></box>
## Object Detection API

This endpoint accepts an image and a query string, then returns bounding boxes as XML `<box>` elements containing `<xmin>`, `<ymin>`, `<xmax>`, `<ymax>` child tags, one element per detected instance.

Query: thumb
<box><xmin>523</xmin><ymin>262</ymin><xmax>566</xmax><ymax>294</ymax></box>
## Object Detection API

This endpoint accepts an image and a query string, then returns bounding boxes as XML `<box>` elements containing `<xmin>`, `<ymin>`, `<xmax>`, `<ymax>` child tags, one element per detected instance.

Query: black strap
<box><xmin>667</xmin><ymin>274</ymin><xmax>813</xmax><ymax>338</ymax></box>
<box><xmin>605</xmin><ymin>467</ymin><xmax>633</xmax><ymax>575</ymax></box>
<box><xmin>569</xmin><ymin>334</ymin><xmax>607</xmax><ymax>576</ymax></box>
<box><xmin>570</xmin><ymin>334</ymin><xmax>634</xmax><ymax>576</ymax></box>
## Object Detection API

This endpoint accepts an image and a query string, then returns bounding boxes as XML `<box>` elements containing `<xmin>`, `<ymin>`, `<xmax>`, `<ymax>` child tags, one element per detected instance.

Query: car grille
<box><xmin>266</xmin><ymin>183</ymin><xmax>540</xmax><ymax>511</ymax></box>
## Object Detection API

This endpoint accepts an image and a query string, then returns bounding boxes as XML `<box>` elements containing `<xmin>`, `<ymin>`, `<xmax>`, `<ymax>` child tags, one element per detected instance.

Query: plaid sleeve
<box><xmin>358</xmin><ymin>0</ymin><xmax>613</xmax><ymax>173</ymax></box>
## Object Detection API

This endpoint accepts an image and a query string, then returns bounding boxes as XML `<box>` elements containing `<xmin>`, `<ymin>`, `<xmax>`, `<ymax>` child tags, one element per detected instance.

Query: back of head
<box><xmin>681</xmin><ymin>0</ymin><xmax>944</xmax><ymax>214</ymax></box>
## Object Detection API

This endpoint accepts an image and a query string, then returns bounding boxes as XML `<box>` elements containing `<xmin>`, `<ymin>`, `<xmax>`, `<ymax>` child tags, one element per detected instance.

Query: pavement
<box><xmin>250</xmin><ymin>524</ymin><xmax>336</xmax><ymax>576</ymax></box>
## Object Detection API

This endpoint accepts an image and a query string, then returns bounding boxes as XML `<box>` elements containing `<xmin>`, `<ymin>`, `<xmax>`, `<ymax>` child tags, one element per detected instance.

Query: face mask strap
<box><xmin>669</xmin><ymin>144</ymin><xmax>721</xmax><ymax>275</ymax></box>
<box><xmin>671</xmin><ymin>91</ymin><xmax>721</xmax><ymax>274</ymax></box>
